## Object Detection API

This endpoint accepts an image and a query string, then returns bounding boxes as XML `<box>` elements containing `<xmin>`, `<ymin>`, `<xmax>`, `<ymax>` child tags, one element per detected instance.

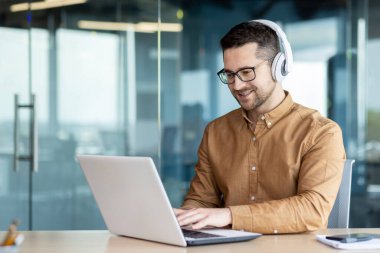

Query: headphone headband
<box><xmin>251</xmin><ymin>19</ymin><xmax>293</xmax><ymax>75</ymax></box>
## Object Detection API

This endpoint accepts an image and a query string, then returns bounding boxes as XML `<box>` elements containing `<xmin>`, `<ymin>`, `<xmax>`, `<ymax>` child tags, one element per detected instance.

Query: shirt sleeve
<box><xmin>229</xmin><ymin>121</ymin><xmax>346</xmax><ymax>234</ymax></box>
<box><xmin>182</xmin><ymin>124</ymin><xmax>222</xmax><ymax>209</ymax></box>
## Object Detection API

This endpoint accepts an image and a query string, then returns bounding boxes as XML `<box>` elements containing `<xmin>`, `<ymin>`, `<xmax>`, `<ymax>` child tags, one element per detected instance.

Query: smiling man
<box><xmin>174</xmin><ymin>20</ymin><xmax>346</xmax><ymax>234</ymax></box>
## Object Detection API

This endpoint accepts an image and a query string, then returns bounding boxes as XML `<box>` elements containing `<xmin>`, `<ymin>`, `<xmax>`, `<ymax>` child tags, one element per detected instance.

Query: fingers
<box><xmin>173</xmin><ymin>208</ymin><xmax>186</xmax><ymax>215</ymax></box>
<box><xmin>174</xmin><ymin>208</ymin><xmax>208</xmax><ymax>229</ymax></box>
<box><xmin>175</xmin><ymin>208</ymin><xmax>232</xmax><ymax>230</ymax></box>
<box><xmin>177</xmin><ymin>209</ymin><xmax>207</xmax><ymax>227</ymax></box>
<box><xmin>191</xmin><ymin>218</ymin><xmax>209</xmax><ymax>230</ymax></box>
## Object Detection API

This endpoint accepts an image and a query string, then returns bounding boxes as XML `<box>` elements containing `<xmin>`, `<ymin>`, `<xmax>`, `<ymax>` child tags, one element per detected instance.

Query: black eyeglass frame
<box><xmin>217</xmin><ymin>60</ymin><xmax>267</xmax><ymax>84</ymax></box>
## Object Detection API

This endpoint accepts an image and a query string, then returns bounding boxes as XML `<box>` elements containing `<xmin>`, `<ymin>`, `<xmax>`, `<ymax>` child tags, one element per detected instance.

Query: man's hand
<box><xmin>173</xmin><ymin>208</ymin><xmax>232</xmax><ymax>230</ymax></box>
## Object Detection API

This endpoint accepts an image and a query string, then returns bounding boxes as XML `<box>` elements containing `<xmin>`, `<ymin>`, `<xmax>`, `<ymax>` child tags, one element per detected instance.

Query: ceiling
<box><xmin>0</xmin><ymin>0</ymin><xmax>353</xmax><ymax>31</ymax></box>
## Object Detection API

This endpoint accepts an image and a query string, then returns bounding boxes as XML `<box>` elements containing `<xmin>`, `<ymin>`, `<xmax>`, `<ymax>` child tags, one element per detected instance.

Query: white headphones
<box><xmin>251</xmin><ymin>19</ymin><xmax>293</xmax><ymax>82</ymax></box>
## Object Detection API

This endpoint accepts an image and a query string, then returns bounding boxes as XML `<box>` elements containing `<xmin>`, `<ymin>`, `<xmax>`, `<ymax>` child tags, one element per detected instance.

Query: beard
<box><xmin>235</xmin><ymin>91</ymin><xmax>263</xmax><ymax>111</ymax></box>
<box><xmin>233</xmin><ymin>82</ymin><xmax>276</xmax><ymax>112</ymax></box>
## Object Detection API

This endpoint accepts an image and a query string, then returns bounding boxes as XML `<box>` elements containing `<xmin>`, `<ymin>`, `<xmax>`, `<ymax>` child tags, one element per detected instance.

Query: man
<box><xmin>174</xmin><ymin>20</ymin><xmax>346</xmax><ymax>234</ymax></box>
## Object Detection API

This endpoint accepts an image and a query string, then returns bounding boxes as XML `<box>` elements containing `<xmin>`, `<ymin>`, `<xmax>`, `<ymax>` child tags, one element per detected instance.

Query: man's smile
<box><xmin>236</xmin><ymin>89</ymin><xmax>254</xmax><ymax>100</ymax></box>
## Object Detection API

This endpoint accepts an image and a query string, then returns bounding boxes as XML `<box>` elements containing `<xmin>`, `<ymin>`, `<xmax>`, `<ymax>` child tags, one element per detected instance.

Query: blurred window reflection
<box><xmin>58</xmin><ymin>29</ymin><xmax>118</xmax><ymax>125</ymax></box>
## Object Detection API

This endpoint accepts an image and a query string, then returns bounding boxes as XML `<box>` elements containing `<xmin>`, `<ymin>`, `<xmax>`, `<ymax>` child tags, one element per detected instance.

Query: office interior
<box><xmin>0</xmin><ymin>0</ymin><xmax>379</xmax><ymax>231</ymax></box>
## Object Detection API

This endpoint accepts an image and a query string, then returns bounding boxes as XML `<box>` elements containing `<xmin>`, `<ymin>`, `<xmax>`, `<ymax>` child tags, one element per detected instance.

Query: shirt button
<box><xmin>267</xmin><ymin>121</ymin><xmax>272</xmax><ymax>126</ymax></box>
<box><xmin>251</xmin><ymin>195</ymin><xmax>255</xmax><ymax>201</ymax></box>
<box><xmin>274</xmin><ymin>230</ymin><xmax>278</xmax><ymax>234</ymax></box>
<box><xmin>251</xmin><ymin>166</ymin><xmax>256</xmax><ymax>171</ymax></box>
<box><xmin>252</xmin><ymin>136</ymin><xmax>256</xmax><ymax>142</ymax></box>
<box><xmin>261</xmin><ymin>115</ymin><xmax>265</xmax><ymax>120</ymax></box>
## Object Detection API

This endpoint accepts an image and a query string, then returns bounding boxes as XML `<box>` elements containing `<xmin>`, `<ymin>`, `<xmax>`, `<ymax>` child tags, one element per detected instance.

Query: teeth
<box><xmin>239</xmin><ymin>90</ymin><xmax>251</xmax><ymax>96</ymax></box>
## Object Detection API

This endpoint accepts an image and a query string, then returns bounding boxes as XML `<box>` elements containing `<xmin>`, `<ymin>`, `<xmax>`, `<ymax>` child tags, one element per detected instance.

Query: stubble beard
<box><xmin>237</xmin><ymin>82</ymin><xmax>277</xmax><ymax>112</ymax></box>
<box><xmin>237</xmin><ymin>91</ymin><xmax>263</xmax><ymax>111</ymax></box>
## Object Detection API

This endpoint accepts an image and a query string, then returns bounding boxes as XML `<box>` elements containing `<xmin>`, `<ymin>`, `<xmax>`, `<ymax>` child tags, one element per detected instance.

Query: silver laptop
<box><xmin>77</xmin><ymin>155</ymin><xmax>261</xmax><ymax>247</ymax></box>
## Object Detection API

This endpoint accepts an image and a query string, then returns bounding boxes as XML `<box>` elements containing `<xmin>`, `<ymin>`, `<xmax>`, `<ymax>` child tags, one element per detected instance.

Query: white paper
<box><xmin>316</xmin><ymin>235</ymin><xmax>380</xmax><ymax>250</ymax></box>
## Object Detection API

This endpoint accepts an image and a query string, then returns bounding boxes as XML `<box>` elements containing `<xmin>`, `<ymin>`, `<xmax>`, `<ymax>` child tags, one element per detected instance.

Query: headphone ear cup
<box><xmin>271</xmin><ymin>53</ymin><xmax>286</xmax><ymax>82</ymax></box>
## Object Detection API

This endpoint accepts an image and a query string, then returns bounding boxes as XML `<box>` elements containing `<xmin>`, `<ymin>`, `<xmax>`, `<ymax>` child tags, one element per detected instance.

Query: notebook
<box><xmin>77</xmin><ymin>155</ymin><xmax>261</xmax><ymax>247</ymax></box>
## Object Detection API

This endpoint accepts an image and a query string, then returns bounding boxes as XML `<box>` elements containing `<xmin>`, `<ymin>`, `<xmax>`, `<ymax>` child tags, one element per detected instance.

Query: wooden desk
<box><xmin>2</xmin><ymin>229</ymin><xmax>380</xmax><ymax>253</ymax></box>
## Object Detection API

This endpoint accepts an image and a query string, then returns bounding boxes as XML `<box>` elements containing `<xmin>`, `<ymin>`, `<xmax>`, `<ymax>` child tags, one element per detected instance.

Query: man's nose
<box><xmin>230</xmin><ymin>75</ymin><xmax>245</xmax><ymax>90</ymax></box>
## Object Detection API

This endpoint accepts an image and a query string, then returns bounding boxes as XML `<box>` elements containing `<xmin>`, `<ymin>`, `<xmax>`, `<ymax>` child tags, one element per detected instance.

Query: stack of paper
<box><xmin>316</xmin><ymin>235</ymin><xmax>380</xmax><ymax>250</ymax></box>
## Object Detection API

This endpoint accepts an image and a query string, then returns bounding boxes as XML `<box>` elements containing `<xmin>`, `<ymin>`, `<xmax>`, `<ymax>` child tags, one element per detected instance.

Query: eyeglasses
<box><xmin>217</xmin><ymin>61</ymin><xmax>267</xmax><ymax>84</ymax></box>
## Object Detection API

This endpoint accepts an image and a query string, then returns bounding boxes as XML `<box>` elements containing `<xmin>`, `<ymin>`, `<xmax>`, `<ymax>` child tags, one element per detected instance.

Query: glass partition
<box><xmin>0</xmin><ymin>24</ymin><xmax>31</xmax><ymax>231</ymax></box>
<box><xmin>1</xmin><ymin>0</ymin><xmax>380</xmax><ymax>230</ymax></box>
<box><xmin>31</xmin><ymin>1</ymin><xmax>160</xmax><ymax>229</ymax></box>
<box><xmin>349</xmin><ymin>0</ymin><xmax>380</xmax><ymax>228</ymax></box>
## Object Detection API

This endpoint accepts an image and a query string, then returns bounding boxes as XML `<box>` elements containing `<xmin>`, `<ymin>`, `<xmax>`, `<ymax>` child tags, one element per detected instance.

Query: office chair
<box><xmin>328</xmin><ymin>159</ymin><xmax>355</xmax><ymax>228</ymax></box>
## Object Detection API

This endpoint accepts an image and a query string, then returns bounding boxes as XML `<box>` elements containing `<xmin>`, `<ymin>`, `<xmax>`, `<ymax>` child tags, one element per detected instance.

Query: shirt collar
<box><xmin>241</xmin><ymin>90</ymin><xmax>294</xmax><ymax>129</ymax></box>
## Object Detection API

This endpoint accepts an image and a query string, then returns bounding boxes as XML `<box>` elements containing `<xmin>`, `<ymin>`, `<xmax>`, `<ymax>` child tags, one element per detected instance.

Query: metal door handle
<box><xmin>13</xmin><ymin>94</ymin><xmax>38</xmax><ymax>172</ymax></box>
<box><xmin>31</xmin><ymin>94</ymin><xmax>38</xmax><ymax>173</ymax></box>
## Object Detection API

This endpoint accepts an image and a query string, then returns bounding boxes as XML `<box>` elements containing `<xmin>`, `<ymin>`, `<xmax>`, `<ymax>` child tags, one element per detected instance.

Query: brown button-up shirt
<box><xmin>182</xmin><ymin>92</ymin><xmax>346</xmax><ymax>234</ymax></box>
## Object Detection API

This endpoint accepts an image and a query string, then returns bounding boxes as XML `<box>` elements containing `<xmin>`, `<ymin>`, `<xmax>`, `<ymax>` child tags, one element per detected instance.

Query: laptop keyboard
<box><xmin>182</xmin><ymin>229</ymin><xmax>223</xmax><ymax>239</ymax></box>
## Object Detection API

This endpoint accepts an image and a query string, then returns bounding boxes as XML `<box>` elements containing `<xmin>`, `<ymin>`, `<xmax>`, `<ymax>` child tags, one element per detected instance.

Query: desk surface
<box><xmin>2</xmin><ymin>229</ymin><xmax>380</xmax><ymax>253</ymax></box>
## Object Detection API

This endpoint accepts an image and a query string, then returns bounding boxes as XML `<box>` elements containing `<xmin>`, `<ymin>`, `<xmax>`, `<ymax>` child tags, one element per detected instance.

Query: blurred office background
<box><xmin>0</xmin><ymin>0</ymin><xmax>379</xmax><ymax>230</ymax></box>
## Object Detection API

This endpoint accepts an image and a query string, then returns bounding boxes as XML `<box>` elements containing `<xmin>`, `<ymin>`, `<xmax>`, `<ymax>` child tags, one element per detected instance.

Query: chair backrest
<box><xmin>328</xmin><ymin>159</ymin><xmax>355</xmax><ymax>228</ymax></box>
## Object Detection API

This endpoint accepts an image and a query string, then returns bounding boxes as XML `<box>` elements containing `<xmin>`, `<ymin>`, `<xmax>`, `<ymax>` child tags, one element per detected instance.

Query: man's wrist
<box><xmin>228</xmin><ymin>205</ymin><xmax>253</xmax><ymax>231</ymax></box>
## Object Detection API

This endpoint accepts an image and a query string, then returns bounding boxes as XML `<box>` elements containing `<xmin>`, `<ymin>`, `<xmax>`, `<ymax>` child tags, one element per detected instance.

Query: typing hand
<box><xmin>173</xmin><ymin>208</ymin><xmax>232</xmax><ymax>230</ymax></box>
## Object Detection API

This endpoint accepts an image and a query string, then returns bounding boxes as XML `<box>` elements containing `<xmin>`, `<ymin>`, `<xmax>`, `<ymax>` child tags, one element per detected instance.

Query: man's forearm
<box><xmin>229</xmin><ymin>190</ymin><xmax>334</xmax><ymax>234</ymax></box>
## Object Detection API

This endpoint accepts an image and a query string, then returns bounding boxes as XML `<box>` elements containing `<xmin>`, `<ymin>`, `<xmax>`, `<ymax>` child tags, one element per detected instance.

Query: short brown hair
<box><xmin>220</xmin><ymin>21</ymin><xmax>280</xmax><ymax>63</ymax></box>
